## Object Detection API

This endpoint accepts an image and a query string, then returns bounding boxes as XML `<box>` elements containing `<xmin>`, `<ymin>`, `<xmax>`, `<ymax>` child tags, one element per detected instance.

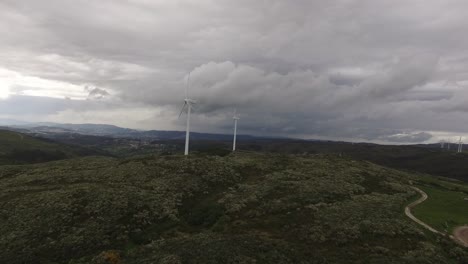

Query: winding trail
<box><xmin>405</xmin><ymin>187</ymin><xmax>445</xmax><ymax>235</ymax></box>
<box><xmin>405</xmin><ymin>186</ymin><xmax>468</xmax><ymax>247</ymax></box>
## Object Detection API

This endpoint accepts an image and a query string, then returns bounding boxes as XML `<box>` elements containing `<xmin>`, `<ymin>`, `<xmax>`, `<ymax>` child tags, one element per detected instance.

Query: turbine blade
<box><xmin>178</xmin><ymin>102</ymin><xmax>187</xmax><ymax>118</ymax></box>
<box><xmin>185</xmin><ymin>72</ymin><xmax>191</xmax><ymax>99</ymax></box>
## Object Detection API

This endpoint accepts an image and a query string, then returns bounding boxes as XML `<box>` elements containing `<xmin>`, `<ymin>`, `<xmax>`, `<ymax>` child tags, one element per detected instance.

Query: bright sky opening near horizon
<box><xmin>1</xmin><ymin>0</ymin><xmax>468</xmax><ymax>144</ymax></box>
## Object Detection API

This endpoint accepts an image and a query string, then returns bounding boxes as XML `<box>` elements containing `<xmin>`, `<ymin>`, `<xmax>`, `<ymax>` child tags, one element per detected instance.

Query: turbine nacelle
<box><xmin>184</xmin><ymin>98</ymin><xmax>197</xmax><ymax>105</ymax></box>
<box><xmin>179</xmin><ymin>99</ymin><xmax>196</xmax><ymax>118</ymax></box>
<box><xmin>232</xmin><ymin>109</ymin><xmax>240</xmax><ymax>120</ymax></box>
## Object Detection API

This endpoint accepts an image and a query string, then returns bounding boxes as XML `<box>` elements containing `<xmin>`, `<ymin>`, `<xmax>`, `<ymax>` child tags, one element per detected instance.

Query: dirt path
<box><xmin>453</xmin><ymin>226</ymin><xmax>468</xmax><ymax>247</ymax></box>
<box><xmin>405</xmin><ymin>187</ymin><xmax>445</xmax><ymax>235</ymax></box>
<box><xmin>405</xmin><ymin>186</ymin><xmax>468</xmax><ymax>247</ymax></box>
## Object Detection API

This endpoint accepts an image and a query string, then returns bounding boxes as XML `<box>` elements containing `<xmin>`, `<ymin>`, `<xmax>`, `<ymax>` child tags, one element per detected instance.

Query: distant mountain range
<box><xmin>0</xmin><ymin>120</ymin><xmax>282</xmax><ymax>141</ymax></box>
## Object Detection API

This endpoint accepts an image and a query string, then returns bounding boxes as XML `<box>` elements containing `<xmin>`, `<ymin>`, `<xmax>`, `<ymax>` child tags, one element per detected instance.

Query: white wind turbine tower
<box><xmin>232</xmin><ymin>109</ymin><xmax>240</xmax><ymax>152</ymax></box>
<box><xmin>179</xmin><ymin>73</ymin><xmax>196</xmax><ymax>156</ymax></box>
<box><xmin>458</xmin><ymin>137</ymin><xmax>463</xmax><ymax>153</ymax></box>
<box><xmin>440</xmin><ymin>140</ymin><xmax>445</xmax><ymax>149</ymax></box>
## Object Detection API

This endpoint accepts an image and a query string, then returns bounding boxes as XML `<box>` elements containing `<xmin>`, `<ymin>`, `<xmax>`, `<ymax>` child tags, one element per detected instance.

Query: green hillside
<box><xmin>0</xmin><ymin>130</ymin><xmax>107</xmax><ymax>164</ymax></box>
<box><xmin>236</xmin><ymin>140</ymin><xmax>468</xmax><ymax>182</ymax></box>
<box><xmin>0</xmin><ymin>153</ymin><xmax>467</xmax><ymax>263</ymax></box>
<box><xmin>412</xmin><ymin>174</ymin><xmax>468</xmax><ymax>233</ymax></box>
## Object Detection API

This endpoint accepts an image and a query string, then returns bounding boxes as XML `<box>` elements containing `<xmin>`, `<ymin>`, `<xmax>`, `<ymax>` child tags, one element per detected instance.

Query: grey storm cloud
<box><xmin>2</xmin><ymin>0</ymin><xmax>468</xmax><ymax>143</ymax></box>
<box><xmin>85</xmin><ymin>86</ymin><xmax>109</xmax><ymax>100</ymax></box>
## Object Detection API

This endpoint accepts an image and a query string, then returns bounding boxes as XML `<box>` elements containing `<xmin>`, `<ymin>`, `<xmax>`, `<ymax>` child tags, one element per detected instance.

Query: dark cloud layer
<box><xmin>1</xmin><ymin>0</ymin><xmax>468</xmax><ymax>143</ymax></box>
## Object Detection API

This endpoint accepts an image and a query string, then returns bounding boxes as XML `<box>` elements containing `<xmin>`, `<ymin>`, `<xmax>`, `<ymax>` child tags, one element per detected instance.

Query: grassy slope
<box><xmin>0</xmin><ymin>129</ymin><xmax>63</xmax><ymax>151</ymax></box>
<box><xmin>0</xmin><ymin>130</ymin><xmax>106</xmax><ymax>164</ymax></box>
<box><xmin>0</xmin><ymin>153</ymin><xmax>467</xmax><ymax>263</ymax></box>
<box><xmin>412</xmin><ymin>175</ymin><xmax>468</xmax><ymax>233</ymax></box>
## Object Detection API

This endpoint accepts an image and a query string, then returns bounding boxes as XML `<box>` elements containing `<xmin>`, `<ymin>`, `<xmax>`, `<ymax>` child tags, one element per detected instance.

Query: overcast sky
<box><xmin>1</xmin><ymin>0</ymin><xmax>468</xmax><ymax>143</ymax></box>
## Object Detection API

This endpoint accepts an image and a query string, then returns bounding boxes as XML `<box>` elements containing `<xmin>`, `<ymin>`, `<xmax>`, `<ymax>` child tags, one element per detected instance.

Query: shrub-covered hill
<box><xmin>237</xmin><ymin>140</ymin><xmax>468</xmax><ymax>182</ymax></box>
<box><xmin>0</xmin><ymin>130</ymin><xmax>107</xmax><ymax>165</ymax></box>
<box><xmin>0</xmin><ymin>153</ymin><xmax>467</xmax><ymax>263</ymax></box>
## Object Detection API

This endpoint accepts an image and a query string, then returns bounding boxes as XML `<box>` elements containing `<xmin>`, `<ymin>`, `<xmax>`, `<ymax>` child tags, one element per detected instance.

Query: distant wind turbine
<box><xmin>458</xmin><ymin>137</ymin><xmax>463</xmax><ymax>153</ymax></box>
<box><xmin>232</xmin><ymin>109</ymin><xmax>240</xmax><ymax>152</ymax></box>
<box><xmin>179</xmin><ymin>73</ymin><xmax>196</xmax><ymax>156</ymax></box>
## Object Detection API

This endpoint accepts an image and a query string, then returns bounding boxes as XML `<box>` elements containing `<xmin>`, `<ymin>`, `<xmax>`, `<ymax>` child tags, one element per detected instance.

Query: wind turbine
<box><xmin>458</xmin><ymin>137</ymin><xmax>463</xmax><ymax>153</ymax></box>
<box><xmin>232</xmin><ymin>109</ymin><xmax>240</xmax><ymax>152</ymax></box>
<box><xmin>179</xmin><ymin>73</ymin><xmax>196</xmax><ymax>155</ymax></box>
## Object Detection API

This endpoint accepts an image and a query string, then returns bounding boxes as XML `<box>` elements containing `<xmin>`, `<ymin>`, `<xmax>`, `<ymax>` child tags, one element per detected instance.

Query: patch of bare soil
<box><xmin>453</xmin><ymin>226</ymin><xmax>468</xmax><ymax>247</ymax></box>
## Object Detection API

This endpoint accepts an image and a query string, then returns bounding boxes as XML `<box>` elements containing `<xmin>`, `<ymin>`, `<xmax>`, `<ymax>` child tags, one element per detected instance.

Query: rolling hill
<box><xmin>0</xmin><ymin>152</ymin><xmax>467</xmax><ymax>263</ymax></box>
<box><xmin>237</xmin><ymin>140</ymin><xmax>468</xmax><ymax>182</ymax></box>
<box><xmin>0</xmin><ymin>130</ymin><xmax>108</xmax><ymax>165</ymax></box>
